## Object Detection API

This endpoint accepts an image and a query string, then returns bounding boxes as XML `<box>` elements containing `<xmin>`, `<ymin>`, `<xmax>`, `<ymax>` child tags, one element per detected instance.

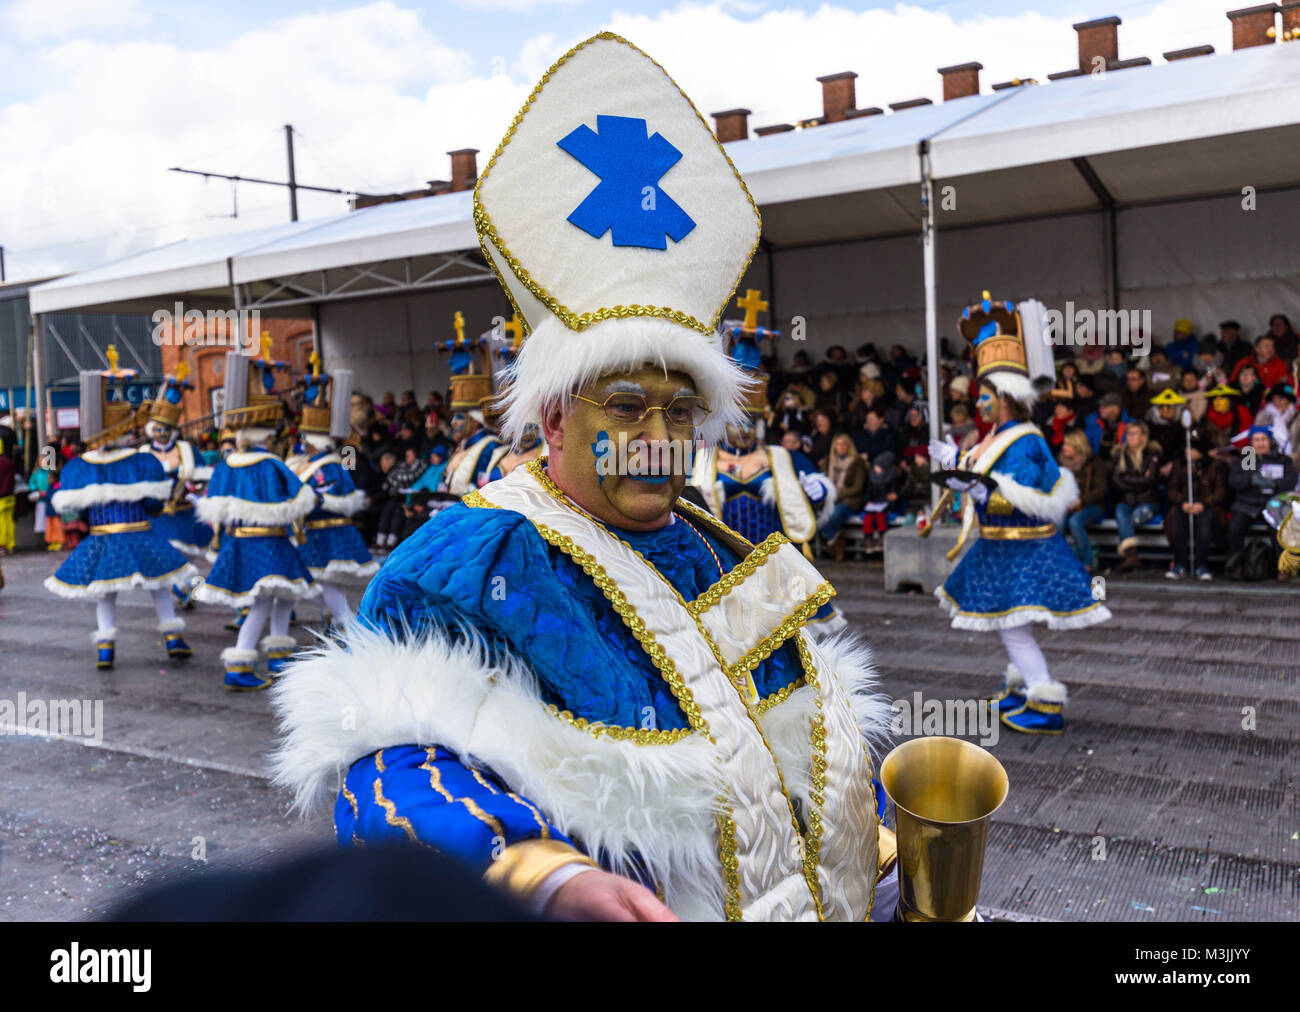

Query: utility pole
<box><xmin>170</xmin><ymin>124</ymin><xmax>377</xmax><ymax>223</ymax></box>
<box><xmin>285</xmin><ymin>124</ymin><xmax>299</xmax><ymax>222</ymax></box>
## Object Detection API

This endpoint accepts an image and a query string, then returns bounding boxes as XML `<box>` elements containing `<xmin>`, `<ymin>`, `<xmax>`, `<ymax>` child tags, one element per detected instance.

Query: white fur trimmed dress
<box><xmin>292</xmin><ymin>450</ymin><xmax>378</xmax><ymax>583</ymax></box>
<box><xmin>44</xmin><ymin>449</ymin><xmax>199</xmax><ymax>599</ymax></box>
<box><xmin>193</xmin><ymin>449</ymin><xmax>321</xmax><ymax>607</ymax></box>
<box><xmin>936</xmin><ymin>421</ymin><xmax>1112</xmax><ymax>631</ymax></box>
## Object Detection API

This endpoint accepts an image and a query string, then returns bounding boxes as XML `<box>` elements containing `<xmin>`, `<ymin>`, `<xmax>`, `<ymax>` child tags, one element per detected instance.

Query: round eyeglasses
<box><xmin>572</xmin><ymin>392</ymin><xmax>712</xmax><ymax>429</ymax></box>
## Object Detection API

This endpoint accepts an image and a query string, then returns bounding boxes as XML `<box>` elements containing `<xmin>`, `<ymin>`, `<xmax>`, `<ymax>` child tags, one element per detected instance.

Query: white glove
<box><xmin>968</xmin><ymin>481</ymin><xmax>990</xmax><ymax>505</ymax></box>
<box><xmin>928</xmin><ymin>437</ymin><xmax>959</xmax><ymax>471</ymax></box>
<box><xmin>799</xmin><ymin>471</ymin><xmax>827</xmax><ymax>504</ymax></box>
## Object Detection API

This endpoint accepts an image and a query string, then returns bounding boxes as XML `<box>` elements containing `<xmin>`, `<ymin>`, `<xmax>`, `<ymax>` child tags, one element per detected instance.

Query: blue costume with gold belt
<box><xmin>195</xmin><ymin>449</ymin><xmax>320</xmax><ymax>606</ymax></box>
<box><xmin>937</xmin><ymin>422</ymin><xmax>1110</xmax><ymax>631</ymax></box>
<box><xmin>45</xmin><ymin>449</ymin><xmax>196</xmax><ymax>599</ymax></box>
<box><xmin>295</xmin><ymin>449</ymin><xmax>377</xmax><ymax>582</ymax></box>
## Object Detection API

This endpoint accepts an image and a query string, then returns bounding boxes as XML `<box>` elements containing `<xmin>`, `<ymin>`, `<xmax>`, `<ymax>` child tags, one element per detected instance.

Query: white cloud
<box><xmin>3</xmin><ymin>0</ymin><xmax>152</xmax><ymax>43</ymax></box>
<box><xmin>0</xmin><ymin>0</ymin><xmax>1246</xmax><ymax>282</ymax></box>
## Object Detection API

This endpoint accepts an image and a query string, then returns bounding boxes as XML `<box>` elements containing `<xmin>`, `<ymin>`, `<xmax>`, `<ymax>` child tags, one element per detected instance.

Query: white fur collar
<box><xmin>196</xmin><ymin>481</ymin><xmax>318</xmax><ymax>527</ymax></box>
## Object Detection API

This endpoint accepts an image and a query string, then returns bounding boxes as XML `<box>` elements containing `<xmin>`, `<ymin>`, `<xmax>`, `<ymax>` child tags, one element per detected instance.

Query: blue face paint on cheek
<box><xmin>592</xmin><ymin>429</ymin><xmax>611</xmax><ymax>485</ymax></box>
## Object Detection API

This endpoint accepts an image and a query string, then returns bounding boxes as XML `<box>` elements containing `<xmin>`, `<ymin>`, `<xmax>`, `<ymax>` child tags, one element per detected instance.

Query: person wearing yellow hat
<box><xmin>1167</xmin><ymin>317</ymin><xmax>1199</xmax><ymax>372</ymax></box>
<box><xmin>1203</xmin><ymin>383</ymin><xmax>1253</xmax><ymax>450</ymax></box>
<box><xmin>1148</xmin><ymin>387</ymin><xmax>1189</xmax><ymax>467</ymax></box>
<box><xmin>272</xmin><ymin>33</ymin><xmax>898</xmax><ymax>921</ymax></box>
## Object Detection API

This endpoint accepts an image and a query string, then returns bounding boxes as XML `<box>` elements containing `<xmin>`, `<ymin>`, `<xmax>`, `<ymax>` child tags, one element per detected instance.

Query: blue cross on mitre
<box><xmin>557</xmin><ymin>114</ymin><xmax>696</xmax><ymax>250</ymax></box>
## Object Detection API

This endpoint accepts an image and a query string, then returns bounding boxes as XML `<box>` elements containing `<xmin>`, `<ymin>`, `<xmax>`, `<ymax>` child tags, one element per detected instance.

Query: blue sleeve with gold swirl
<box><xmin>335</xmin><ymin>744</ymin><xmax>574</xmax><ymax>872</ymax></box>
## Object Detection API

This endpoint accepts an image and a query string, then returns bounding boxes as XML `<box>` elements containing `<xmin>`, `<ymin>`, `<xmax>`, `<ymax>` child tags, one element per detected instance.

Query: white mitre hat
<box><xmin>475</xmin><ymin>32</ymin><xmax>759</xmax><ymax>446</ymax></box>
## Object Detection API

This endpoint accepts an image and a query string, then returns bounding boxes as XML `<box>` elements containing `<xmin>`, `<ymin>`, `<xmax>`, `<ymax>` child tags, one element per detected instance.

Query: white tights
<box><xmin>95</xmin><ymin>589</ymin><xmax>177</xmax><ymax>639</ymax></box>
<box><xmin>316</xmin><ymin>582</ymin><xmax>352</xmax><ymax>625</ymax></box>
<box><xmin>997</xmin><ymin>624</ymin><xmax>1051</xmax><ymax>691</ymax></box>
<box><xmin>234</xmin><ymin>597</ymin><xmax>294</xmax><ymax>652</ymax></box>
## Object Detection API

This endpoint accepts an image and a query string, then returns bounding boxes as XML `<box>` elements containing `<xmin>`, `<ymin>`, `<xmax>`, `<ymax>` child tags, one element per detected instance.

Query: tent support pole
<box><xmin>32</xmin><ymin>313</ymin><xmax>46</xmax><ymax>449</ymax></box>
<box><xmin>919</xmin><ymin>141</ymin><xmax>941</xmax><ymax>512</ymax></box>
<box><xmin>1071</xmin><ymin>157</ymin><xmax>1118</xmax><ymax>311</ymax></box>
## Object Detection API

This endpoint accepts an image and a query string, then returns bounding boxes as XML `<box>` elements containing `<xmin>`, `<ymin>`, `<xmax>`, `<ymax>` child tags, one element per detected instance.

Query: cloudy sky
<box><xmin>0</xmin><ymin>0</ymin><xmax>1243</xmax><ymax>282</ymax></box>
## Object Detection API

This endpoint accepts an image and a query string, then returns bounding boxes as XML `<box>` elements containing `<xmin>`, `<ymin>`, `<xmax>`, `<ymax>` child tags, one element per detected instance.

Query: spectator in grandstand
<box><xmin>779</xmin><ymin>428</ymin><xmax>809</xmax><ymax>457</ymax></box>
<box><xmin>1235</xmin><ymin>362</ymin><xmax>1266</xmax><ymax>416</ymax></box>
<box><xmin>1195</xmin><ymin>337</ymin><xmax>1222</xmax><ymax>379</ymax></box>
<box><xmin>946</xmin><ymin>402</ymin><xmax>978</xmax><ymax>453</ymax></box>
<box><xmin>849</xmin><ymin>377</ymin><xmax>886</xmax><ymax>432</ymax></box>
<box><xmin>1050</xmin><ymin>360</ymin><xmax>1080</xmax><ymax>403</ymax></box>
<box><xmin>1264</xmin><ymin>313</ymin><xmax>1298</xmax><ymax>365</ymax></box>
<box><xmin>1047</xmin><ymin>399</ymin><xmax>1079</xmax><ymax>457</ymax></box>
<box><xmin>1203</xmin><ymin>383</ymin><xmax>1253</xmax><ymax>450</ymax></box>
<box><xmin>861</xmin><ymin>450</ymin><xmax>901</xmax><ymax>552</ymax></box>
<box><xmin>1147</xmin><ymin>389</ymin><xmax>1188</xmax><ymax>466</ymax></box>
<box><xmin>1166</xmin><ymin>318</ymin><xmax>1200</xmax><ymax>371</ymax></box>
<box><xmin>885</xmin><ymin>380</ymin><xmax>918</xmax><ymax>432</ymax></box>
<box><xmin>1179</xmin><ymin>367</ymin><xmax>1208</xmax><ymax>421</ymax></box>
<box><xmin>817</xmin><ymin>432</ymin><xmax>865</xmax><ymax>562</ymax></box>
<box><xmin>808</xmin><ymin>408</ymin><xmax>837</xmax><ymax>469</ymax></box>
<box><xmin>1122</xmin><ymin>366</ymin><xmax>1153</xmax><ymax>421</ymax></box>
<box><xmin>1071</xmin><ymin>373</ymin><xmax>1099</xmax><ymax>422</ymax></box>
<box><xmin>1060</xmin><ymin>430</ymin><xmax>1108</xmax><ymax>574</ymax></box>
<box><xmin>854</xmin><ymin>407</ymin><xmax>895</xmax><ymax>462</ymax></box>
<box><xmin>897</xmin><ymin>402</ymin><xmax>930</xmax><ymax>461</ymax></box>
<box><xmin>1217</xmin><ymin>320</ymin><xmax>1252</xmax><ymax>375</ymax></box>
<box><xmin>771</xmin><ymin>387</ymin><xmax>811</xmax><ymax>441</ymax></box>
<box><xmin>1255</xmin><ymin>382</ymin><xmax>1298</xmax><ymax>455</ymax></box>
<box><xmin>899</xmin><ymin>449</ymin><xmax>931</xmax><ymax>516</ymax></box>
<box><xmin>1163</xmin><ymin>429</ymin><xmax>1226</xmax><ymax>581</ymax></box>
<box><xmin>1231</xmin><ymin>335</ymin><xmax>1289</xmax><ymax>391</ymax></box>
<box><xmin>1110</xmin><ymin>419</ymin><xmax>1164</xmax><ymax>573</ymax></box>
<box><xmin>945</xmin><ymin>374</ymin><xmax>972</xmax><ymax>423</ymax></box>
<box><xmin>815</xmin><ymin>369</ymin><xmax>848</xmax><ymax>417</ymax></box>
<box><xmin>1084</xmin><ymin>393</ymin><xmax>1131</xmax><ymax>457</ymax></box>
<box><xmin>823</xmin><ymin>344</ymin><xmax>857</xmax><ymax>390</ymax></box>
<box><xmin>1225</xmin><ymin>428</ymin><xmax>1298</xmax><ymax>578</ymax></box>
<box><xmin>1100</xmin><ymin>348</ymin><xmax>1129</xmax><ymax>392</ymax></box>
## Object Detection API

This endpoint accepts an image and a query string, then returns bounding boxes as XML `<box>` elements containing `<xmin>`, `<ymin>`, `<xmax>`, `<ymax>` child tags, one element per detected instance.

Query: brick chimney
<box><xmin>1280</xmin><ymin>0</ymin><xmax>1300</xmax><ymax>35</ymax></box>
<box><xmin>938</xmin><ymin>62</ymin><xmax>982</xmax><ymax>101</ymax></box>
<box><xmin>448</xmin><ymin>148</ymin><xmax>479</xmax><ymax>192</ymax></box>
<box><xmin>1164</xmin><ymin>44</ymin><xmax>1215</xmax><ymax>60</ymax></box>
<box><xmin>1228</xmin><ymin>4</ymin><xmax>1279</xmax><ymax>48</ymax></box>
<box><xmin>711</xmin><ymin>108</ymin><xmax>751</xmax><ymax>143</ymax></box>
<box><xmin>817</xmin><ymin>71</ymin><xmax>857</xmax><ymax>123</ymax></box>
<box><xmin>1074</xmin><ymin>16</ymin><xmax>1121</xmax><ymax>72</ymax></box>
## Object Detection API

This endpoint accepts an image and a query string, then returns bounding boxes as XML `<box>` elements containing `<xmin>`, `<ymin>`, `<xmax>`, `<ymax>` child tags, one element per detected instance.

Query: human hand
<box><xmin>1191</xmin><ymin>503</ymin><xmax>1204</xmax><ymax>515</ymax></box>
<box><xmin>546</xmin><ymin>869</ymin><xmax>680</xmax><ymax>922</ymax></box>
<box><xmin>1182</xmin><ymin>502</ymin><xmax>1194</xmax><ymax>514</ymax></box>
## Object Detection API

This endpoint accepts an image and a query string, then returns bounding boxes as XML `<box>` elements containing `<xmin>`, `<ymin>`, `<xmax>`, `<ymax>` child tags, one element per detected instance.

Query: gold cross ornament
<box><xmin>736</xmin><ymin>288</ymin><xmax>767</xmax><ymax>332</ymax></box>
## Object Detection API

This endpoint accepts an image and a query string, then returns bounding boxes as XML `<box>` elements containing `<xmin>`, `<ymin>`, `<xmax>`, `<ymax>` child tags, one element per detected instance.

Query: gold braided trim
<box><xmin>979</xmin><ymin>522</ymin><xmax>1056</xmax><ymax>540</ymax></box>
<box><xmin>463</xmin><ymin>489</ymin><xmax>498</xmax><ymax>509</ymax></box>
<box><xmin>727</xmin><ymin>582</ymin><xmax>835</xmax><ymax>686</ymax></box>
<box><xmin>88</xmin><ymin>521</ymin><xmax>151</xmax><ymax>535</ymax></box>
<box><xmin>685</xmin><ymin>532</ymin><xmax>786</xmax><ymax>616</ymax></box>
<box><xmin>794</xmin><ymin>636</ymin><xmax>828</xmax><ymax>917</ymax></box>
<box><xmin>545</xmin><ymin>703</ymin><xmax>693</xmax><ymax>744</ymax></box>
<box><xmin>716</xmin><ymin>810</ymin><xmax>743</xmax><ymax>921</ymax></box>
<box><xmin>483</xmin><ymin>839</ymin><xmax>599</xmax><ymax>902</ymax></box>
<box><xmin>304</xmin><ymin>516</ymin><xmax>353</xmax><ymax>530</ymax></box>
<box><xmin>673</xmin><ymin>495</ymin><xmax>757</xmax><ymax>552</ymax></box>
<box><xmin>229</xmin><ymin>525</ymin><xmax>290</xmax><ymax>538</ymax></box>
<box><xmin>471</xmin><ymin>31</ymin><xmax>762</xmax><ymax>337</ymax></box>
<box><xmin>754</xmin><ymin>678</ymin><xmax>804</xmax><ymax>715</ymax></box>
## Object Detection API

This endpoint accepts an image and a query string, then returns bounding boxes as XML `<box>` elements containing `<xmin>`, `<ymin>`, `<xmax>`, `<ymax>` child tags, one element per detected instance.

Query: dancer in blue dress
<box><xmin>931</xmin><ymin>295</ymin><xmax>1112</xmax><ymax>734</ymax></box>
<box><xmin>194</xmin><ymin>350</ymin><xmax>319</xmax><ymax>690</ymax></box>
<box><xmin>689</xmin><ymin>291</ymin><xmax>844</xmax><ymax>635</ymax></box>
<box><xmin>44</xmin><ymin>353</ymin><xmax>196</xmax><ymax>668</ymax></box>
<box><xmin>139</xmin><ymin>365</ymin><xmax>213</xmax><ymax>610</ymax></box>
<box><xmin>290</xmin><ymin>356</ymin><xmax>376</xmax><ymax>633</ymax></box>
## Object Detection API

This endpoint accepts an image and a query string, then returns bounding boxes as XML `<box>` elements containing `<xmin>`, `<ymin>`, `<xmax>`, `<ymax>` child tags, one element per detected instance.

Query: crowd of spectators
<box><xmin>767</xmin><ymin>314</ymin><xmax>1300</xmax><ymax>580</ymax></box>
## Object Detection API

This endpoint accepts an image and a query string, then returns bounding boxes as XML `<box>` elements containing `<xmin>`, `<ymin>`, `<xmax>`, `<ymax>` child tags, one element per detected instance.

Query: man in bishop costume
<box><xmin>273</xmin><ymin>33</ymin><xmax>898</xmax><ymax>921</ymax></box>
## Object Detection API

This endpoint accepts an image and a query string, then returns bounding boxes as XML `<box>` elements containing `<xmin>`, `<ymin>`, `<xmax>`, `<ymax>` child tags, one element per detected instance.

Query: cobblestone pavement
<box><xmin>1</xmin><ymin>548</ymin><xmax>1296</xmax><ymax>920</ymax></box>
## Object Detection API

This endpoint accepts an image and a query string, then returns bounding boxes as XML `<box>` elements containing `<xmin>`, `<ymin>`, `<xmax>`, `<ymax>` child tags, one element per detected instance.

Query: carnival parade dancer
<box><xmin>931</xmin><ymin>295</ymin><xmax>1112</xmax><ymax>734</ymax></box>
<box><xmin>689</xmin><ymin>291</ymin><xmax>844</xmax><ymax>635</ymax></box>
<box><xmin>273</xmin><ymin>33</ymin><xmax>900</xmax><ymax>922</ymax></box>
<box><xmin>44</xmin><ymin>352</ymin><xmax>196</xmax><ymax>668</ymax></box>
<box><xmin>195</xmin><ymin>350</ymin><xmax>320</xmax><ymax>690</ymax></box>
<box><xmin>289</xmin><ymin>355</ymin><xmax>377</xmax><ymax>633</ymax></box>
<box><xmin>440</xmin><ymin>312</ymin><xmax>505</xmax><ymax>498</ymax></box>
<box><xmin>139</xmin><ymin>364</ymin><xmax>213</xmax><ymax>609</ymax></box>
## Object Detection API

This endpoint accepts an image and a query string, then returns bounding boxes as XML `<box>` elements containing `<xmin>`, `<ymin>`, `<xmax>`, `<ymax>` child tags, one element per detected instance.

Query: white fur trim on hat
<box><xmin>499</xmin><ymin>315</ymin><xmax>751</xmax><ymax>447</ymax></box>
<box><xmin>983</xmin><ymin>371</ymin><xmax>1037</xmax><ymax>406</ymax></box>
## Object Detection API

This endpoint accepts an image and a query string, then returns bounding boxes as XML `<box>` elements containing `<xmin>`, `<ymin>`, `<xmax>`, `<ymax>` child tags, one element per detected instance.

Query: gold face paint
<box><xmin>975</xmin><ymin>386</ymin><xmax>998</xmax><ymax>424</ymax></box>
<box><xmin>1212</xmin><ymin>397</ymin><xmax>1230</xmax><ymax>414</ymax></box>
<box><xmin>551</xmin><ymin>365</ymin><xmax>699</xmax><ymax>529</ymax></box>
